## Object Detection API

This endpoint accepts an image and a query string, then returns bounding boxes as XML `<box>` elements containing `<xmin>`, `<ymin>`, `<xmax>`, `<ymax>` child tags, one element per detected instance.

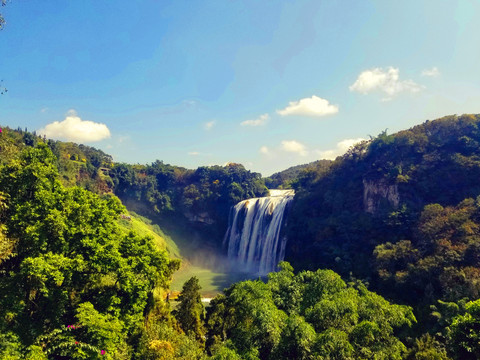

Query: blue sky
<box><xmin>1</xmin><ymin>0</ymin><xmax>480</xmax><ymax>176</ymax></box>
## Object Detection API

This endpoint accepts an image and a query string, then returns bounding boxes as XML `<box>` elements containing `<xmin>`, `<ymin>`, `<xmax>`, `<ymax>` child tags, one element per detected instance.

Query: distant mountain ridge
<box><xmin>265</xmin><ymin>160</ymin><xmax>332</xmax><ymax>189</ymax></box>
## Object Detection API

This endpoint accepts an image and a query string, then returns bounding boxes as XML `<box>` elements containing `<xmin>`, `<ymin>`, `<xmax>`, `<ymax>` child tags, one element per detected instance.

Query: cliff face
<box><xmin>363</xmin><ymin>178</ymin><xmax>399</xmax><ymax>214</ymax></box>
<box><xmin>184</xmin><ymin>211</ymin><xmax>215</xmax><ymax>225</ymax></box>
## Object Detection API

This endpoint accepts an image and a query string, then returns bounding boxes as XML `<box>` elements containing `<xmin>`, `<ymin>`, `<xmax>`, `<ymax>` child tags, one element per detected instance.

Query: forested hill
<box><xmin>286</xmin><ymin>114</ymin><xmax>480</xmax><ymax>310</ymax></box>
<box><xmin>3</xmin><ymin>118</ymin><xmax>480</xmax><ymax>358</ymax></box>
<box><xmin>264</xmin><ymin>159</ymin><xmax>332</xmax><ymax>189</ymax></box>
<box><xmin>0</xmin><ymin>126</ymin><xmax>268</xmax><ymax>243</ymax></box>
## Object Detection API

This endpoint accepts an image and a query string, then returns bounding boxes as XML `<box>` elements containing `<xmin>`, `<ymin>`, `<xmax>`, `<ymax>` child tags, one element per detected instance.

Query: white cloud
<box><xmin>316</xmin><ymin>138</ymin><xmax>365</xmax><ymax>160</ymax></box>
<box><xmin>259</xmin><ymin>146</ymin><xmax>269</xmax><ymax>154</ymax></box>
<box><xmin>38</xmin><ymin>110</ymin><xmax>111</xmax><ymax>143</ymax></box>
<box><xmin>241</xmin><ymin>113</ymin><xmax>269</xmax><ymax>126</ymax></box>
<box><xmin>204</xmin><ymin>120</ymin><xmax>215</xmax><ymax>130</ymax></box>
<box><xmin>281</xmin><ymin>140</ymin><xmax>308</xmax><ymax>156</ymax></box>
<box><xmin>277</xmin><ymin>96</ymin><xmax>339</xmax><ymax>117</ymax></box>
<box><xmin>40</xmin><ymin>107</ymin><xmax>49</xmax><ymax>113</ymax></box>
<box><xmin>349</xmin><ymin>67</ymin><xmax>423</xmax><ymax>99</ymax></box>
<box><xmin>421</xmin><ymin>66</ymin><xmax>440</xmax><ymax>77</ymax></box>
<box><xmin>188</xmin><ymin>151</ymin><xmax>212</xmax><ymax>156</ymax></box>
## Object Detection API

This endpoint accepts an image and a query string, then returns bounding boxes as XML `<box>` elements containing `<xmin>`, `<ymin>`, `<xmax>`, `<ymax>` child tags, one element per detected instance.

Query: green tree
<box><xmin>447</xmin><ymin>299</ymin><xmax>480</xmax><ymax>360</ymax></box>
<box><xmin>209</xmin><ymin>341</ymin><xmax>243</xmax><ymax>360</ymax></box>
<box><xmin>207</xmin><ymin>264</ymin><xmax>415</xmax><ymax>360</ymax></box>
<box><xmin>314</xmin><ymin>328</ymin><xmax>354</xmax><ymax>360</ymax></box>
<box><xmin>273</xmin><ymin>314</ymin><xmax>316</xmax><ymax>360</ymax></box>
<box><xmin>206</xmin><ymin>280</ymin><xmax>287</xmax><ymax>359</ymax></box>
<box><xmin>267</xmin><ymin>261</ymin><xmax>301</xmax><ymax>314</ymax></box>
<box><xmin>0</xmin><ymin>144</ymin><xmax>175</xmax><ymax>356</ymax></box>
<box><xmin>137</xmin><ymin>322</ymin><xmax>204</xmax><ymax>360</ymax></box>
<box><xmin>406</xmin><ymin>334</ymin><xmax>450</xmax><ymax>360</ymax></box>
<box><xmin>174</xmin><ymin>276</ymin><xmax>205</xmax><ymax>344</ymax></box>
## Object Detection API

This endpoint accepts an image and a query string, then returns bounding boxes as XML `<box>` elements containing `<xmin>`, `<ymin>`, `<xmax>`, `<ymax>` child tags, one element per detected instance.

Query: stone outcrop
<box><xmin>363</xmin><ymin>178</ymin><xmax>399</xmax><ymax>214</ymax></box>
<box><xmin>184</xmin><ymin>211</ymin><xmax>215</xmax><ymax>225</ymax></box>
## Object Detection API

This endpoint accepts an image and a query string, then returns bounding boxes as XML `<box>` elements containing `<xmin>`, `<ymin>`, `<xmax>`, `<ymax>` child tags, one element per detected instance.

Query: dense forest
<box><xmin>0</xmin><ymin>126</ymin><xmax>267</xmax><ymax>244</ymax></box>
<box><xmin>2</xmin><ymin>114</ymin><xmax>480</xmax><ymax>358</ymax></box>
<box><xmin>109</xmin><ymin>160</ymin><xmax>267</xmax><ymax>242</ymax></box>
<box><xmin>285</xmin><ymin>114</ymin><xmax>480</xmax><ymax>357</ymax></box>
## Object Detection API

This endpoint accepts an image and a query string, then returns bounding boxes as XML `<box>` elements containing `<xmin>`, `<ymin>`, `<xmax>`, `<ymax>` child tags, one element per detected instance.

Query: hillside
<box><xmin>286</xmin><ymin>114</ymin><xmax>480</xmax><ymax>312</ymax></box>
<box><xmin>0</xmin><ymin>126</ymin><xmax>114</xmax><ymax>193</ymax></box>
<box><xmin>116</xmin><ymin>211</ymin><xmax>181</xmax><ymax>259</ymax></box>
<box><xmin>3</xmin><ymin>116</ymin><xmax>480</xmax><ymax>358</ymax></box>
<box><xmin>0</xmin><ymin>125</ymin><xmax>267</xmax><ymax>295</ymax></box>
<box><xmin>0</xmin><ymin>144</ymin><xmax>426</xmax><ymax>358</ymax></box>
<box><xmin>264</xmin><ymin>160</ymin><xmax>332</xmax><ymax>189</ymax></box>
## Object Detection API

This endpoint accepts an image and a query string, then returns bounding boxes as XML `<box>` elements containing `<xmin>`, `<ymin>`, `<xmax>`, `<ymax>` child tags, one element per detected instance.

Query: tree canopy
<box><xmin>0</xmin><ymin>144</ymin><xmax>177</xmax><ymax>358</ymax></box>
<box><xmin>205</xmin><ymin>262</ymin><xmax>415</xmax><ymax>360</ymax></box>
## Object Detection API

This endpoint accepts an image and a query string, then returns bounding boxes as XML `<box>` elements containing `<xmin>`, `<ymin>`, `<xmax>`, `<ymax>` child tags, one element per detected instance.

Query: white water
<box><xmin>223</xmin><ymin>189</ymin><xmax>294</xmax><ymax>275</ymax></box>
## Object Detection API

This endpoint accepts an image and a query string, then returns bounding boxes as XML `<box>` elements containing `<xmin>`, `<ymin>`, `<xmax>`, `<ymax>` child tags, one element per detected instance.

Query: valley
<box><xmin>2</xmin><ymin>2</ymin><xmax>480</xmax><ymax>357</ymax></box>
<box><xmin>3</xmin><ymin>114</ymin><xmax>480</xmax><ymax>359</ymax></box>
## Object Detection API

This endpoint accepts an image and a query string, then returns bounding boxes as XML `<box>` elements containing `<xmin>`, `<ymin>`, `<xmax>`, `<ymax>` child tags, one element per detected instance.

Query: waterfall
<box><xmin>223</xmin><ymin>189</ymin><xmax>294</xmax><ymax>275</ymax></box>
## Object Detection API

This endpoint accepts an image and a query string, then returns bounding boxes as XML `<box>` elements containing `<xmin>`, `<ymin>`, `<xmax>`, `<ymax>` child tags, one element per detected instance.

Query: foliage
<box><xmin>109</xmin><ymin>161</ymin><xmax>267</xmax><ymax>225</ymax></box>
<box><xmin>264</xmin><ymin>160</ymin><xmax>331</xmax><ymax>189</ymax></box>
<box><xmin>374</xmin><ymin>197</ymin><xmax>480</xmax><ymax>307</ymax></box>
<box><xmin>288</xmin><ymin>114</ymin><xmax>480</xmax><ymax>278</ymax></box>
<box><xmin>1</xmin><ymin>126</ymin><xmax>268</xmax><ymax>249</ymax></box>
<box><xmin>0</xmin><ymin>332</ymin><xmax>23</xmax><ymax>360</ymax></box>
<box><xmin>208</xmin><ymin>341</ymin><xmax>243</xmax><ymax>360</ymax></box>
<box><xmin>173</xmin><ymin>276</ymin><xmax>206</xmax><ymax>344</ymax></box>
<box><xmin>0</xmin><ymin>126</ymin><xmax>114</xmax><ymax>192</ymax></box>
<box><xmin>0</xmin><ymin>144</ymin><xmax>176</xmax><ymax>357</ymax></box>
<box><xmin>406</xmin><ymin>334</ymin><xmax>450</xmax><ymax>360</ymax></box>
<box><xmin>136</xmin><ymin>321</ymin><xmax>205</xmax><ymax>360</ymax></box>
<box><xmin>206</xmin><ymin>262</ymin><xmax>415</xmax><ymax>360</ymax></box>
<box><xmin>281</xmin><ymin>114</ymin><xmax>480</xmax><ymax>358</ymax></box>
<box><xmin>3</xmin><ymin>115</ymin><xmax>480</xmax><ymax>359</ymax></box>
<box><xmin>447</xmin><ymin>298</ymin><xmax>480</xmax><ymax>360</ymax></box>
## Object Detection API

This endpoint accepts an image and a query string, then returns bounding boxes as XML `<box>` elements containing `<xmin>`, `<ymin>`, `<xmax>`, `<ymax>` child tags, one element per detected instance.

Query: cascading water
<box><xmin>223</xmin><ymin>189</ymin><xmax>294</xmax><ymax>275</ymax></box>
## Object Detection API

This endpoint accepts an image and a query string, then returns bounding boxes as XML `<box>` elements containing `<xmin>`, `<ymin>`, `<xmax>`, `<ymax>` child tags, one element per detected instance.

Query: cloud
<box><xmin>421</xmin><ymin>66</ymin><xmax>440</xmax><ymax>77</ymax></box>
<box><xmin>204</xmin><ymin>120</ymin><xmax>215</xmax><ymax>130</ymax></box>
<box><xmin>188</xmin><ymin>151</ymin><xmax>212</xmax><ymax>156</ymax></box>
<box><xmin>38</xmin><ymin>110</ymin><xmax>111</xmax><ymax>142</ymax></box>
<box><xmin>241</xmin><ymin>113</ymin><xmax>269</xmax><ymax>126</ymax></box>
<box><xmin>316</xmin><ymin>138</ymin><xmax>365</xmax><ymax>160</ymax></box>
<box><xmin>40</xmin><ymin>107</ymin><xmax>49</xmax><ymax>113</ymax></box>
<box><xmin>281</xmin><ymin>140</ymin><xmax>308</xmax><ymax>156</ymax></box>
<box><xmin>277</xmin><ymin>96</ymin><xmax>339</xmax><ymax>117</ymax></box>
<box><xmin>349</xmin><ymin>67</ymin><xmax>423</xmax><ymax>99</ymax></box>
<box><xmin>259</xmin><ymin>146</ymin><xmax>269</xmax><ymax>154</ymax></box>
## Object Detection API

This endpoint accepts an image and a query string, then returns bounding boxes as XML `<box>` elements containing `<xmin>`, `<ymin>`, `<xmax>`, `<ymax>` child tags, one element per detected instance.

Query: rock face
<box><xmin>363</xmin><ymin>178</ymin><xmax>399</xmax><ymax>214</ymax></box>
<box><xmin>184</xmin><ymin>211</ymin><xmax>215</xmax><ymax>225</ymax></box>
